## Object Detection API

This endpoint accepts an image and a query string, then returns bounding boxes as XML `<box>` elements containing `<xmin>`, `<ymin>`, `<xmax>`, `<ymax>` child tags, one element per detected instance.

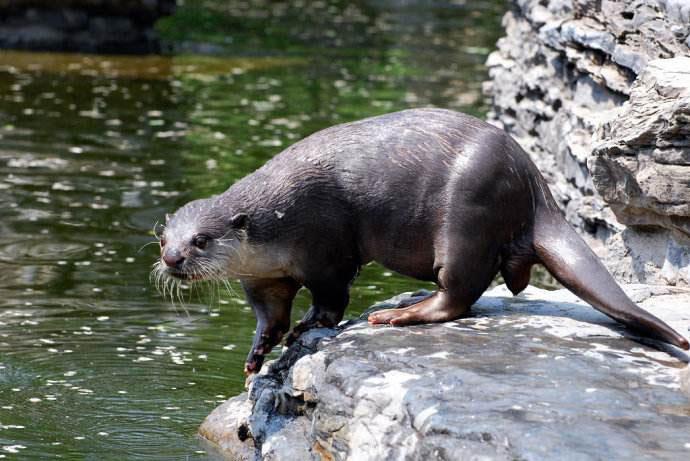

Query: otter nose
<box><xmin>162</xmin><ymin>249</ymin><xmax>185</xmax><ymax>269</ymax></box>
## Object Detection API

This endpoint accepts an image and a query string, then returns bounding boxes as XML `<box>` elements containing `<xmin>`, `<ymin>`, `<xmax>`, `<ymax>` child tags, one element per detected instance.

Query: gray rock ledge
<box><xmin>199</xmin><ymin>285</ymin><xmax>690</xmax><ymax>461</ymax></box>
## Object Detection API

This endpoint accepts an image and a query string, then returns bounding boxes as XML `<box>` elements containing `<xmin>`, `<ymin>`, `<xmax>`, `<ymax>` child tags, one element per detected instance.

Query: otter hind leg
<box><xmin>369</xmin><ymin>230</ymin><xmax>501</xmax><ymax>326</ymax></box>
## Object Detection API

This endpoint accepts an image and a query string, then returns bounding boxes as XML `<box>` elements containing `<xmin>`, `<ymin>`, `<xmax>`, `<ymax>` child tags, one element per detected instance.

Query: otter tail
<box><xmin>533</xmin><ymin>216</ymin><xmax>689</xmax><ymax>350</ymax></box>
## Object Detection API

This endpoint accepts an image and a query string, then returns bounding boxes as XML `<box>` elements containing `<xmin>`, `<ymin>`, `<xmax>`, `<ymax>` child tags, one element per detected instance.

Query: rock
<box><xmin>589</xmin><ymin>57</ymin><xmax>690</xmax><ymax>285</ymax></box>
<box><xmin>0</xmin><ymin>1</ymin><xmax>175</xmax><ymax>54</ymax></box>
<box><xmin>682</xmin><ymin>366</ymin><xmax>690</xmax><ymax>397</ymax></box>
<box><xmin>199</xmin><ymin>287</ymin><xmax>690</xmax><ymax>460</ymax></box>
<box><xmin>198</xmin><ymin>394</ymin><xmax>257</xmax><ymax>461</ymax></box>
<box><xmin>485</xmin><ymin>0</ymin><xmax>690</xmax><ymax>285</ymax></box>
<box><xmin>658</xmin><ymin>0</ymin><xmax>690</xmax><ymax>24</ymax></box>
<box><xmin>591</xmin><ymin>58</ymin><xmax>690</xmax><ymax>236</ymax></box>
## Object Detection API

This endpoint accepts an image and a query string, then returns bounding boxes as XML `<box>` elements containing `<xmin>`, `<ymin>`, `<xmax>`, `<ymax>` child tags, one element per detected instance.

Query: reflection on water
<box><xmin>0</xmin><ymin>50</ymin><xmax>306</xmax><ymax>80</ymax></box>
<box><xmin>0</xmin><ymin>0</ymin><xmax>507</xmax><ymax>458</ymax></box>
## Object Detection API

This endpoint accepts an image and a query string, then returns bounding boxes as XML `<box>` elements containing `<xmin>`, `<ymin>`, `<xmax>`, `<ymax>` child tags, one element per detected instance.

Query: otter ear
<box><xmin>230</xmin><ymin>213</ymin><xmax>249</xmax><ymax>230</ymax></box>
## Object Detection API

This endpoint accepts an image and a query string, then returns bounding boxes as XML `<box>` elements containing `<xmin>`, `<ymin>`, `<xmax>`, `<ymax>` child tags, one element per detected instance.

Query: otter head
<box><xmin>155</xmin><ymin>197</ymin><xmax>249</xmax><ymax>285</ymax></box>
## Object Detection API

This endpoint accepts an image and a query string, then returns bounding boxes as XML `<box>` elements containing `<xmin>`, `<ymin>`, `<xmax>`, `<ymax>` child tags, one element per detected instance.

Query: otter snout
<box><xmin>162</xmin><ymin>248</ymin><xmax>185</xmax><ymax>269</ymax></box>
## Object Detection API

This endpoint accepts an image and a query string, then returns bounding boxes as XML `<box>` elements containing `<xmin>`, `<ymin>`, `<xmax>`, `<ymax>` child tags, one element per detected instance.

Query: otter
<box><xmin>154</xmin><ymin>108</ymin><xmax>689</xmax><ymax>375</ymax></box>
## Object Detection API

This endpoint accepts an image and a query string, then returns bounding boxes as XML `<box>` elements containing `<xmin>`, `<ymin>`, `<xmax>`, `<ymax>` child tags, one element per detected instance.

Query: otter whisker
<box><xmin>152</xmin><ymin>220</ymin><xmax>165</xmax><ymax>240</ymax></box>
<box><xmin>215</xmin><ymin>228</ymin><xmax>235</xmax><ymax>242</ymax></box>
<box><xmin>222</xmin><ymin>279</ymin><xmax>238</xmax><ymax>299</ymax></box>
<box><xmin>172</xmin><ymin>280</ymin><xmax>181</xmax><ymax>311</ymax></box>
<box><xmin>148</xmin><ymin>264</ymin><xmax>156</xmax><ymax>286</ymax></box>
<box><xmin>160</xmin><ymin>274</ymin><xmax>167</xmax><ymax>299</ymax></box>
<box><xmin>138</xmin><ymin>240</ymin><xmax>160</xmax><ymax>254</ymax></box>
<box><xmin>168</xmin><ymin>277</ymin><xmax>176</xmax><ymax>303</ymax></box>
<box><xmin>157</xmin><ymin>266</ymin><xmax>165</xmax><ymax>294</ymax></box>
<box><xmin>164</xmin><ymin>276</ymin><xmax>172</xmax><ymax>303</ymax></box>
<box><xmin>201</xmin><ymin>261</ymin><xmax>223</xmax><ymax>306</ymax></box>
<box><xmin>150</xmin><ymin>261</ymin><xmax>166</xmax><ymax>298</ymax></box>
<box><xmin>214</xmin><ymin>244</ymin><xmax>242</xmax><ymax>264</ymax></box>
<box><xmin>167</xmin><ymin>281</ymin><xmax>180</xmax><ymax>315</ymax></box>
<box><xmin>158</xmin><ymin>270</ymin><xmax>167</xmax><ymax>299</ymax></box>
<box><xmin>176</xmin><ymin>281</ymin><xmax>190</xmax><ymax>317</ymax></box>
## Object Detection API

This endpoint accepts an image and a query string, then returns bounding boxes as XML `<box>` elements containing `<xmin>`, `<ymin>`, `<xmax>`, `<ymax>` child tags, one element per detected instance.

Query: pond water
<box><xmin>0</xmin><ymin>1</ymin><xmax>510</xmax><ymax>458</ymax></box>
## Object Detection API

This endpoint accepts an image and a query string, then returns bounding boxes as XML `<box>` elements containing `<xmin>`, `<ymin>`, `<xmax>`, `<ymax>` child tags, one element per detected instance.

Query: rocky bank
<box><xmin>0</xmin><ymin>0</ymin><xmax>175</xmax><ymax>53</ymax></box>
<box><xmin>484</xmin><ymin>0</ymin><xmax>690</xmax><ymax>286</ymax></box>
<box><xmin>199</xmin><ymin>286</ymin><xmax>690</xmax><ymax>460</ymax></box>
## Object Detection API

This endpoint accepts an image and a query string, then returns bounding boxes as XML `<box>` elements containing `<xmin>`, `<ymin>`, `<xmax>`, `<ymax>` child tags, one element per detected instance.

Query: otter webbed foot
<box><xmin>368</xmin><ymin>291</ymin><xmax>469</xmax><ymax>326</ymax></box>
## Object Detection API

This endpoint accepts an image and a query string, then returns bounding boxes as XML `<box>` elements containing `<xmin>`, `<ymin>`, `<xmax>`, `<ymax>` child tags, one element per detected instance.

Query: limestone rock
<box><xmin>485</xmin><ymin>0</ymin><xmax>690</xmax><ymax>285</ymax></box>
<box><xmin>681</xmin><ymin>366</ymin><xmax>690</xmax><ymax>397</ymax></box>
<box><xmin>198</xmin><ymin>394</ymin><xmax>256</xmax><ymax>461</ymax></box>
<box><xmin>199</xmin><ymin>287</ymin><xmax>690</xmax><ymax>460</ymax></box>
<box><xmin>591</xmin><ymin>57</ymin><xmax>690</xmax><ymax>233</ymax></box>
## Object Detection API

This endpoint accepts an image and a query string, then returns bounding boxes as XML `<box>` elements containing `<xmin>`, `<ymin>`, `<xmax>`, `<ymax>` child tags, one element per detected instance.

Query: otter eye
<box><xmin>192</xmin><ymin>235</ymin><xmax>208</xmax><ymax>250</ymax></box>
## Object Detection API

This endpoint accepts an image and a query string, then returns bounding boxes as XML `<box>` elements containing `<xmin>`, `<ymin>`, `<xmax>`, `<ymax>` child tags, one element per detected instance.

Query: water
<box><xmin>0</xmin><ymin>1</ymin><xmax>508</xmax><ymax>458</ymax></box>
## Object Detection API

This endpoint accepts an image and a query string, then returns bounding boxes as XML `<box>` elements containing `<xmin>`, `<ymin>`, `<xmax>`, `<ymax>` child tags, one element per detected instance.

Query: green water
<box><xmin>0</xmin><ymin>1</ymin><xmax>508</xmax><ymax>458</ymax></box>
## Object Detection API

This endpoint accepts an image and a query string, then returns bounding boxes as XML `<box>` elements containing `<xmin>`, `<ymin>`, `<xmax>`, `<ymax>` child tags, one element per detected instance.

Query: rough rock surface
<box><xmin>590</xmin><ymin>57</ymin><xmax>690</xmax><ymax>284</ymax></box>
<box><xmin>484</xmin><ymin>0</ymin><xmax>690</xmax><ymax>285</ymax></box>
<box><xmin>0</xmin><ymin>0</ymin><xmax>175</xmax><ymax>54</ymax></box>
<box><xmin>199</xmin><ymin>286</ymin><xmax>690</xmax><ymax>460</ymax></box>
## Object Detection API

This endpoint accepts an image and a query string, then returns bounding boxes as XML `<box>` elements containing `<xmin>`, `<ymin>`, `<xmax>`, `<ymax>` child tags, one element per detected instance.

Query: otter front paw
<box><xmin>284</xmin><ymin>319</ymin><xmax>332</xmax><ymax>346</ymax></box>
<box><xmin>244</xmin><ymin>337</ymin><xmax>275</xmax><ymax>377</ymax></box>
<box><xmin>244</xmin><ymin>357</ymin><xmax>263</xmax><ymax>376</ymax></box>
